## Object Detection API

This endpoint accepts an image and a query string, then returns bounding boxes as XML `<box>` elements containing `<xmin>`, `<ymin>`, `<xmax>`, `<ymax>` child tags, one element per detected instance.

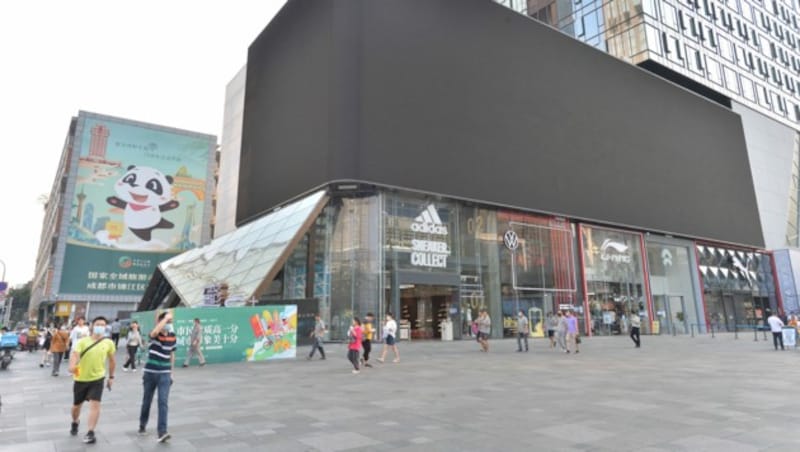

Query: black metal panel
<box><xmin>240</xmin><ymin>0</ymin><xmax>764</xmax><ymax>247</ymax></box>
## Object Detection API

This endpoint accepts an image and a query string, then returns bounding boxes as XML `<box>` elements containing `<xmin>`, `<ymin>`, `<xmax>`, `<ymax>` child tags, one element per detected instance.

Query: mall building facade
<box><xmin>141</xmin><ymin>0</ymin><xmax>785</xmax><ymax>340</ymax></box>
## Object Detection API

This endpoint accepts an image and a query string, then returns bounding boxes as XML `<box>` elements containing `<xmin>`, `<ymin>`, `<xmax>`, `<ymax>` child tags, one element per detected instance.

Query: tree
<box><xmin>7</xmin><ymin>281</ymin><xmax>32</xmax><ymax>326</ymax></box>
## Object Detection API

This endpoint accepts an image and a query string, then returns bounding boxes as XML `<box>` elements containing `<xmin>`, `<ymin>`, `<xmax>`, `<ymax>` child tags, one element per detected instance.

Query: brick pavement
<box><xmin>1</xmin><ymin>333</ymin><xmax>799</xmax><ymax>451</ymax></box>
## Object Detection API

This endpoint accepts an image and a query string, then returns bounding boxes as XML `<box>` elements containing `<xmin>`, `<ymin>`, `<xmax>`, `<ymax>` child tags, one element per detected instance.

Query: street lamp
<box><xmin>0</xmin><ymin>258</ymin><xmax>6</xmax><ymax>283</ymax></box>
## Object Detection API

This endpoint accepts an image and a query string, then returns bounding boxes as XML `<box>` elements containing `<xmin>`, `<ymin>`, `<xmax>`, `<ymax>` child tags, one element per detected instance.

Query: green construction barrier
<box><xmin>132</xmin><ymin>305</ymin><xmax>297</xmax><ymax>365</ymax></box>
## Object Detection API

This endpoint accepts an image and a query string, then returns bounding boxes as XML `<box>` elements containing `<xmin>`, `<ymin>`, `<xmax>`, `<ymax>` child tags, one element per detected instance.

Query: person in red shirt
<box><xmin>347</xmin><ymin>318</ymin><xmax>363</xmax><ymax>374</ymax></box>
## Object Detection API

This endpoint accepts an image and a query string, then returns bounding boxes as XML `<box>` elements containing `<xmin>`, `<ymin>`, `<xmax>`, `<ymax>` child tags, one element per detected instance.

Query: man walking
<box><xmin>139</xmin><ymin>311</ymin><xmax>177</xmax><ymax>442</ymax></box>
<box><xmin>110</xmin><ymin>319</ymin><xmax>121</xmax><ymax>348</ymax></box>
<box><xmin>68</xmin><ymin>316</ymin><xmax>116</xmax><ymax>444</ymax></box>
<box><xmin>630</xmin><ymin>311</ymin><xmax>641</xmax><ymax>348</ymax></box>
<box><xmin>516</xmin><ymin>310</ymin><xmax>529</xmax><ymax>352</ymax></box>
<box><xmin>768</xmin><ymin>311</ymin><xmax>785</xmax><ymax>351</ymax></box>
<box><xmin>183</xmin><ymin>318</ymin><xmax>205</xmax><ymax>368</ymax></box>
<box><xmin>307</xmin><ymin>314</ymin><xmax>326</xmax><ymax>360</ymax></box>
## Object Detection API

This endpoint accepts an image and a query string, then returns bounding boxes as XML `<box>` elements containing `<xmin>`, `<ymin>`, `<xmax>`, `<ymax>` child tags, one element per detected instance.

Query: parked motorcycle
<box><xmin>0</xmin><ymin>332</ymin><xmax>19</xmax><ymax>370</ymax></box>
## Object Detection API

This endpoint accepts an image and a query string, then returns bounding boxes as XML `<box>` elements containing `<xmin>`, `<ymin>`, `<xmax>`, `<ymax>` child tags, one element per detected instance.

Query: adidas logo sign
<box><xmin>411</xmin><ymin>204</ymin><xmax>448</xmax><ymax>235</ymax></box>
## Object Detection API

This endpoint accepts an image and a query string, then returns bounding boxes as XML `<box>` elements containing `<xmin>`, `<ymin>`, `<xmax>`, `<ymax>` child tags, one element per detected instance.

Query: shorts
<box><xmin>73</xmin><ymin>378</ymin><xmax>105</xmax><ymax>405</ymax></box>
<box><xmin>547</xmin><ymin>330</ymin><xmax>555</xmax><ymax>338</ymax></box>
<box><xmin>385</xmin><ymin>334</ymin><xmax>396</xmax><ymax>346</ymax></box>
<box><xmin>478</xmin><ymin>332</ymin><xmax>489</xmax><ymax>341</ymax></box>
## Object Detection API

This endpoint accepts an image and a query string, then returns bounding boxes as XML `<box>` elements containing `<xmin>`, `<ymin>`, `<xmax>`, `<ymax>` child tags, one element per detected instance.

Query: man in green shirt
<box><xmin>68</xmin><ymin>316</ymin><xmax>116</xmax><ymax>444</ymax></box>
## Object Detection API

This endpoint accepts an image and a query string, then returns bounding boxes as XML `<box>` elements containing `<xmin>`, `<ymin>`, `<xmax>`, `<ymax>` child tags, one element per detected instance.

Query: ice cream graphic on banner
<box><xmin>246</xmin><ymin>305</ymin><xmax>297</xmax><ymax>361</ymax></box>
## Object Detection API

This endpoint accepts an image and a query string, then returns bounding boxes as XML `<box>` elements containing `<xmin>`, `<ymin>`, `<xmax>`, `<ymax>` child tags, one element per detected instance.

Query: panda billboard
<box><xmin>58</xmin><ymin>113</ymin><xmax>215</xmax><ymax>297</ymax></box>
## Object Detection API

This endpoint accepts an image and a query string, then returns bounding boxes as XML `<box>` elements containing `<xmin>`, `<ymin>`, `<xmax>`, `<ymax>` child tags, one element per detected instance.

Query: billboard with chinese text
<box><xmin>132</xmin><ymin>305</ymin><xmax>297</xmax><ymax>364</ymax></box>
<box><xmin>59</xmin><ymin>113</ymin><xmax>214</xmax><ymax>296</ymax></box>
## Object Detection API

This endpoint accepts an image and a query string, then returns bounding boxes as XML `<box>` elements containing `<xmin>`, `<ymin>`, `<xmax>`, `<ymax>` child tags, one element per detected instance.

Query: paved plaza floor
<box><xmin>1</xmin><ymin>333</ymin><xmax>799</xmax><ymax>451</ymax></box>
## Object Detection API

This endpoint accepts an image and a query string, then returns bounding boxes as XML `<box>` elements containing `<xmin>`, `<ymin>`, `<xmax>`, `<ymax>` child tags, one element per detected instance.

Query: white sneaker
<box><xmin>122</xmin><ymin>368</ymin><xmax>129</xmax><ymax>372</ymax></box>
<box><xmin>352</xmin><ymin>370</ymin><xmax>360</xmax><ymax>374</ymax></box>
<box><xmin>132</xmin><ymin>369</ymin><xmax>137</xmax><ymax>373</ymax></box>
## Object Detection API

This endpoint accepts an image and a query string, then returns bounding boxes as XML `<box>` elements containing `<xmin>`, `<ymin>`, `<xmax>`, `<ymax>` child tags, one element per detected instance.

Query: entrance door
<box><xmin>399</xmin><ymin>285</ymin><xmax>456</xmax><ymax>340</ymax></box>
<box><xmin>654</xmin><ymin>295</ymin><xmax>688</xmax><ymax>335</ymax></box>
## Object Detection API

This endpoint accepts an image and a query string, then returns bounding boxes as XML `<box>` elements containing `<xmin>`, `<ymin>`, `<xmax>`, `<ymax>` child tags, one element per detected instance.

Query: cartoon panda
<box><xmin>106</xmin><ymin>165</ymin><xmax>179</xmax><ymax>241</ymax></box>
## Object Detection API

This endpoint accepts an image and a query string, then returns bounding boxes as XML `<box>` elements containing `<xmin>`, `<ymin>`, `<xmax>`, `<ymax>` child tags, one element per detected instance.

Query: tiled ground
<box><xmin>1</xmin><ymin>332</ymin><xmax>799</xmax><ymax>451</ymax></box>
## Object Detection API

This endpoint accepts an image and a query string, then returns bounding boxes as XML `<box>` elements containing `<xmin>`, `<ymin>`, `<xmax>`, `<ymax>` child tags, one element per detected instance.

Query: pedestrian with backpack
<box><xmin>68</xmin><ymin>316</ymin><xmax>116</xmax><ymax>444</ymax></box>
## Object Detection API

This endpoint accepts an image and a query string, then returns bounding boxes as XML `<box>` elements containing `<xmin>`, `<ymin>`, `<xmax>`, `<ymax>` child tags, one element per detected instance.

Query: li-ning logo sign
<box><xmin>600</xmin><ymin>239</ymin><xmax>632</xmax><ymax>264</ymax></box>
<box><xmin>411</xmin><ymin>204</ymin><xmax>448</xmax><ymax>235</ymax></box>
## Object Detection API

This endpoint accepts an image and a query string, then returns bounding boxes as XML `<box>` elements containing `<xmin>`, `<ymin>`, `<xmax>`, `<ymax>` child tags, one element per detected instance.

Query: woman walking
<box><xmin>378</xmin><ymin>313</ymin><xmax>400</xmax><ymax>363</ymax></box>
<box><xmin>122</xmin><ymin>321</ymin><xmax>143</xmax><ymax>372</ymax></box>
<box><xmin>556</xmin><ymin>311</ymin><xmax>568</xmax><ymax>352</ymax></box>
<box><xmin>346</xmin><ymin>318</ymin><xmax>363</xmax><ymax>374</ymax></box>
<box><xmin>477</xmin><ymin>309</ymin><xmax>491</xmax><ymax>352</ymax></box>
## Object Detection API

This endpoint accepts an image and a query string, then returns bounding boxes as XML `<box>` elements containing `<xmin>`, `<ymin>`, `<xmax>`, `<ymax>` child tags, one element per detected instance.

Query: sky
<box><xmin>0</xmin><ymin>0</ymin><xmax>287</xmax><ymax>288</ymax></box>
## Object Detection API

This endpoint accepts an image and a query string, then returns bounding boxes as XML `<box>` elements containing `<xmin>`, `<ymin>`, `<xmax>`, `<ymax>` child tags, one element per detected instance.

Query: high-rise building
<box><xmin>30</xmin><ymin>111</ymin><xmax>217</xmax><ymax>322</ymax></box>
<box><xmin>213</xmin><ymin>65</ymin><xmax>247</xmax><ymax>238</ymax></box>
<box><xmin>498</xmin><ymin>0</ymin><xmax>800</xmax><ymax>252</ymax></box>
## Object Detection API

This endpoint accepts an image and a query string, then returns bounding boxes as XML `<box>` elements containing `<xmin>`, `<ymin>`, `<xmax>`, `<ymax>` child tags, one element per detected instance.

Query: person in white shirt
<box><xmin>68</xmin><ymin>317</ymin><xmax>91</xmax><ymax>363</ymax></box>
<box><xmin>767</xmin><ymin>312</ymin><xmax>785</xmax><ymax>351</ymax></box>
<box><xmin>630</xmin><ymin>312</ymin><xmax>642</xmax><ymax>348</ymax></box>
<box><xmin>378</xmin><ymin>313</ymin><xmax>400</xmax><ymax>363</ymax></box>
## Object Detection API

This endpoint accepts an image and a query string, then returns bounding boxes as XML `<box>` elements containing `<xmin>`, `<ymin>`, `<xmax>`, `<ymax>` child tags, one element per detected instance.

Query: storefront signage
<box><xmin>410</xmin><ymin>204</ymin><xmax>450</xmax><ymax>268</ymax></box>
<box><xmin>661</xmin><ymin>249</ymin><xmax>673</xmax><ymax>267</ymax></box>
<box><xmin>503</xmin><ymin>230</ymin><xmax>519</xmax><ymax>251</ymax></box>
<box><xmin>411</xmin><ymin>204</ymin><xmax>448</xmax><ymax>235</ymax></box>
<box><xmin>600</xmin><ymin>239</ymin><xmax>632</xmax><ymax>264</ymax></box>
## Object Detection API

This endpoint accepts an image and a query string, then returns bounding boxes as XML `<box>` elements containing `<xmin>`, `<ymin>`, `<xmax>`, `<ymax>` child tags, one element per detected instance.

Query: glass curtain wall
<box><xmin>497</xmin><ymin>212</ymin><xmax>578</xmax><ymax>338</ymax></box>
<box><xmin>325</xmin><ymin>196</ymin><xmax>383</xmax><ymax>340</ymax></box>
<box><xmin>581</xmin><ymin>225</ymin><xmax>650</xmax><ymax>336</ymax></box>
<box><xmin>459</xmin><ymin>206</ymin><xmax>502</xmax><ymax>339</ymax></box>
<box><xmin>645</xmin><ymin>239</ymin><xmax>700</xmax><ymax>335</ymax></box>
<box><xmin>697</xmin><ymin>245</ymin><xmax>778</xmax><ymax>333</ymax></box>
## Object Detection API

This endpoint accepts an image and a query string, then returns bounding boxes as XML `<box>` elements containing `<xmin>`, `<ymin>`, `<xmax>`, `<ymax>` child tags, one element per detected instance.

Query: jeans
<box><xmin>347</xmin><ymin>349</ymin><xmax>360</xmax><ymax>370</ymax></box>
<box><xmin>140</xmin><ymin>372</ymin><xmax>171</xmax><ymax>435</ymax></box>
<box><xmin>309</xmin><ymin>337</ymin><xmax>325</xmax><ymax>358</ymax></box>
<box><xmin>517</xmin><ymin>332</ymin><xmax>528</xmax><ymax>351</ymax></box>
<box><xmin>362</xmin><ymin>340</ymin><xmax>371</xmax><ymax>362</ymax></box>
<box><xmin>773</xmin><ymin>332</ymin><xmax>785</xmax><ymax>350</ymax></box>
<box><xmin>630</xmin><ymin>327</ymin><xmax>641</xmax><ymax>347</ymax></box>
<box><xmin>52</xmin><ymin>351</ymin><xmax>63</xmax><ymax>375</ymax></box>
<box><xmin>124</xmin><ymin>345</ymin><xmax>138</xmax><ymax>369</ymax></box>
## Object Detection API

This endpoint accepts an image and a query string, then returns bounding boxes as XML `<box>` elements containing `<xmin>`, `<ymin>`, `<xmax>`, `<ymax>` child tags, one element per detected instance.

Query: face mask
<box><xmin>164</xmin><ymin>324</ymin><xmax>174</xmax><ymax>334</ymax></box>
<box><xmin>93</xmin><ymin>326</ymin><xmax>106</xmax><ymax>335</ymax></box>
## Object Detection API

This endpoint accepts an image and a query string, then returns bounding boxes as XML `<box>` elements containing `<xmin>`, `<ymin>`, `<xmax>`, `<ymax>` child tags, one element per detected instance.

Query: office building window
<box><xmin>706</xmin><ymin>56</ymin><xmax>723</xmax><ymax>85</ymax></box>
<box><xmin>724</xmin><ymin>66</ymin><xmax>741</xmax><ymax>93</ymax></box>
<box><xmin>741</xmin><ymin>75</ymin><xmax>757</xmax><ymax>101</ymax></box>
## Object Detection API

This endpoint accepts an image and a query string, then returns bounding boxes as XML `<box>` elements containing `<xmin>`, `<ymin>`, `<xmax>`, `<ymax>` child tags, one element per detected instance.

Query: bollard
<box><xmin>754</xmin><ymin>325</ymin><xmax>758</xmax><ymax>342</ymax></box>
<box><xmin>691</xmin><ymin>324</ymin><xmax>695</xmax><ymax>338</ymax></box>
<box><xmin>672</xmin><ymin>323</ymin><xmax>677</xmax><ymax>337</ymax></box>
<box><xmin>711</xmin><ymin>323</ymin><xmax>715</xmax><ymax>338</ymax></box>
<box><xmin>763</xmin><ymin>329</ymin><xmax>768</xmax><ymax>341</ymax></box>
<box><xmin>734</xmin><ymin>323</ymin><xmax>738</xmax><ymax>340</ymax></box>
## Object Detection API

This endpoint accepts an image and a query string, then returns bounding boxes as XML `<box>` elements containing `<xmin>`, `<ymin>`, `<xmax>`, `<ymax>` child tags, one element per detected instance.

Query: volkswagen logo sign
<box><xmin>503</xmin><ymin>230</ymin><xmax>519</xmax><ymax>251</ymax></box>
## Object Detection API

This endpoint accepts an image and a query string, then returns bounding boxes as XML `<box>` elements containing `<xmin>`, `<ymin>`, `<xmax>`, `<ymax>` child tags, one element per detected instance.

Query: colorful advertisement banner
<box><xmin>132</xmin><ymin>306</ymin><xmax>297</xmax><ymax>365</ymax></box>
<box><xmin>60</xmin><ymin>115</ymin><xmax>213</xmax><ymax>295</ymax></box>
